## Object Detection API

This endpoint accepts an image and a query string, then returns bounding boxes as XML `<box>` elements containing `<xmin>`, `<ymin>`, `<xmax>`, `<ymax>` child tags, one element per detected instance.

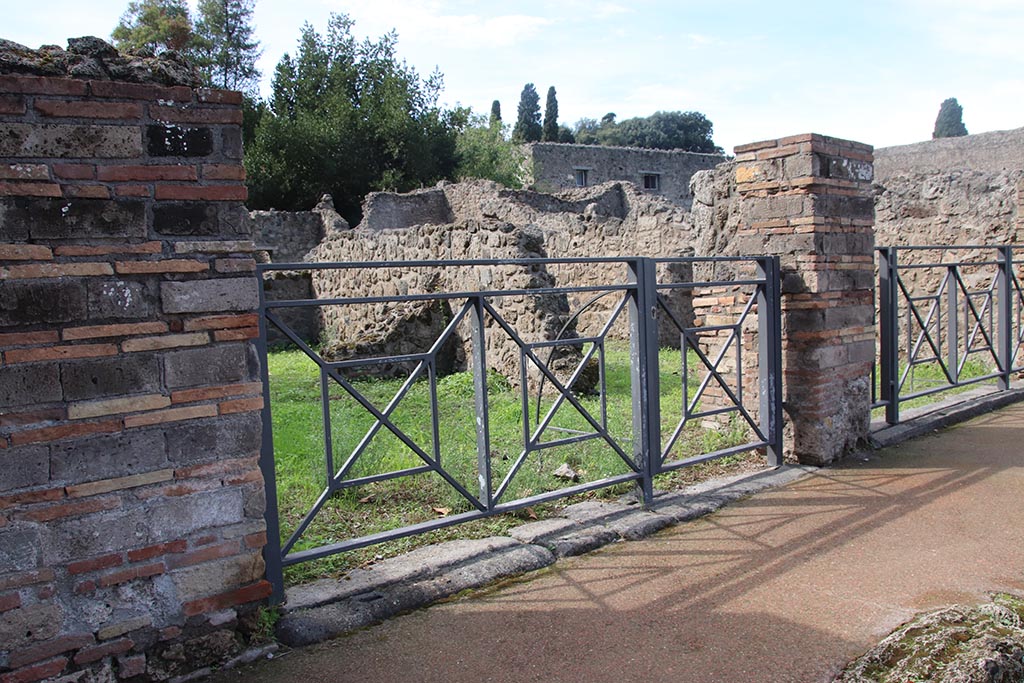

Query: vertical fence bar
<box><xmin>998</xmin><ymin>246</ymin><xmax>1013</xmax><ymax>390</ymax></box>
<box><xmin>469</xmin><ymin>295</ymin><xmax>494</xmax><ymax>509</ymax></box>
<box><xmin>256</xmin><ymin>271</ymin><xmax>285</xmax><ymax>604</ymax></box>
<box><xmin>947</xmin><ymin>266</ymin><xmax>959</xmax><ymax>382</ymax></box>
<box><xmin>627</xmin><ymin>258</ymin><xmax>661</xmax><ymax>504</ymax></box>
<box><xmin>878</xmin><ymin>247</ymin><xmax>900</xmax><ymax>425</ymax></box>
<box><xmin>757</xmin><ymin>256</ymin><xmax>783</xmax><ymax>466</ymax></box>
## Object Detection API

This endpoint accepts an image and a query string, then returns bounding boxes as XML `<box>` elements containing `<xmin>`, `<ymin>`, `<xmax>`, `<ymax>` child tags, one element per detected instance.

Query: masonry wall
<box><xmin>528</xmin><ymin>143</ymin><xmax>725</xmax><ymax>210</ymax></box>
<box><xmin>0</xmin><ymin>73</ymin><xmax>268</xmax><ymax>682</ymax></box>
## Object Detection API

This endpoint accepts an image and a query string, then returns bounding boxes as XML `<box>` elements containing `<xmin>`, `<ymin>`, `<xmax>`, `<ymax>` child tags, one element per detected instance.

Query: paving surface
<box><xmin>211</xmin><ymin>403</ymin><xmax>1024</xmax><ymax>683</ymax></box>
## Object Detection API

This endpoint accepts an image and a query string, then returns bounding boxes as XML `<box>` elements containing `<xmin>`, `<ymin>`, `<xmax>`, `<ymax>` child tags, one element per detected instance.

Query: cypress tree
<box><xmin>933</xmin><ymin>98</ymin><xmax>968</xmax><ymax>138</ymax></box>
<box><xmin>489</xmin><ymin>99</ymin><xmax>502</xmax><ymax>131</ymax></box>
<box><xmin>512</xmin><ymin>83</ymin><xmax>542</xmax><ymax>143</ymax></box>
<box><xmin>542</xmin><ymin>86</ymin><xmax>559</xmax><ymax>142</ymax></box>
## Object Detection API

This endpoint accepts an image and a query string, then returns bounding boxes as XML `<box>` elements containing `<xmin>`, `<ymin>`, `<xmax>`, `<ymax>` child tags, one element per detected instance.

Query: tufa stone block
<box><xmin>0</xmin><ymin>123</ymin><xmax>142</xmax><ymax>158</ymax></box>
<box><xmin>163</xmin><ymin>342</ymin><xmax>258</xmax><ymax>388</ymax></box>
<box><xmin>160</xmin><ymin>278</ymin><xmax>259</xmax><ymax>314</ymax></box>
<box><xmin>146</xmin><ymin>125</ymin><xmax>214</xmax><ymax>157</ymax></box>
<box><xmin>61</xmin><ymin>353</ymin><xmax>162</xmax><ymax>401</ymax></box>
<box><xmin>0</xmin><ymin>363</ymin><xmax>62</xmax><ymax>408</ymax></box>
<box><xmin>165</xmin><ymin>412</ymin><xmax>262</xmax><ymax>465</ymax></box>
<box><xmin>153</xmin><ymin>202</ymin><xmax>250</xmax><ymax>236</ymax></box>
<box><xmin>0</xmin><ymin>445</ymin><xmax>49</xmax><ymax>492</ymax></box>
<box><xmin>50</xmin><ymin>429</ymin><xmax>168</xmax><ymax>485</ymax></box>
<box><xmin>0</xmin><ymin>278</ymin><xmax>89</xmax><ymax>326</ymax></box>
<box><xmin>0</xmin><ymin>197</ymin><xmax>146</xmax><ymax>241</ymax></box>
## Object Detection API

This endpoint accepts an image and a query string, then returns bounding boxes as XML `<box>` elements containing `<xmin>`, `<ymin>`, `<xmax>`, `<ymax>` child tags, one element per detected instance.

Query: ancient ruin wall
<box><xmin>0</xmin><ymin>42</ymin><xmax>268</xmax><ymax>683</ymax></box>
<box><xmin>527</xmin><ymin>142</ymin><xmax>725</xmax><ymax>210</ymax></box>
<box><xmin>301</xmin><ymin>181</ymin><xmax>698</xmax><ymax>384</ymax></box>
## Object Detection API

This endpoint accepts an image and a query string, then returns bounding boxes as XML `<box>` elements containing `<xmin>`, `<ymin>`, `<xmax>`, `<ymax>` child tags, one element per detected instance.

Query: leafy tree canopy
<box><xmin>112</xmin><ymin>0</ymin><xmax>193</xmax><ymax>53</ymax></box>
<box><xmin>192</xmin><ymin>0</ymin><xmax>262</xmax><ymax>93</ymax></box>
<box><xmin>573</xmin><ymin>110</ymin><xmax>721</xmax><ymax>153</ymax></box>
<box><xmin>933</xmin><ymin>97</ymin><xmax>968</xmax><ymax>139</ymax></box>
<box><xmin>245</xmin><ymin>13</ymin><xmax>463</xmax><ymax>223</ymax></box>
<box><xmin>455</xmin><ymin>114</ymin><xmax>527</xmax><ymax>188</ymax></box>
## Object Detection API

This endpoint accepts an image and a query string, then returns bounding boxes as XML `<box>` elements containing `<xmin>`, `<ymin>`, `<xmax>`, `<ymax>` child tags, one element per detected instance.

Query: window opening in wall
<box><xmin>642</xmin><ymin>173</ymin><xmax>660</xmax><ymax>191</ymax></box>
<box><xmin>574</xmin><ymin>168</ymin><xmax>588</xmax><ymax>187</ymax></box>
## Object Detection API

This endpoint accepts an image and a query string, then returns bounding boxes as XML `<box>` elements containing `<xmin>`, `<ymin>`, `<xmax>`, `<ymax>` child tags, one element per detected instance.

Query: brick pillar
<box><xmin>733</xmin><ymin>134</ymin><xmax>875</xmax><ymax>465</ymax></box>
<box><xmin>0</xmin><ymin>71</ymin><xmax>267</xmax><ymax>681</ymax></box>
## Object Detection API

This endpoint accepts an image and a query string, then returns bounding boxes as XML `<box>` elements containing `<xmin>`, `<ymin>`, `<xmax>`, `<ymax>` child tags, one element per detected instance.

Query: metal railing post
<box><xmin>628</xmin><ymin>258</ymin><xmax>661</xmax><ymax>506</ymax></box>
<box><xmin>947</xmin><ymin>265</ymin><xmax>959</xmax><ymax>382</ymax></box>
<box><xmin>878</xmin><ymin>247</ymin><xmax>900</xmax><ymax>425</ymax></box>
<box><xmin>756</xmin><ymin>256</ymin><xmax>783</xmax><ymax>467</ymax></box>
<box><xmin>469</xmin><ymin>295</ymin><xmax>494</xmax><ymax>508</ymax></box>
<box><xmin>256</xmin><ymin>270</ymin><xmax>285</xmax><ymax>604</ymax></box>
<box><xmin>997</xmin><ymin>246</ymin><xmax>1013</xmax><ymax>390</ymax></box>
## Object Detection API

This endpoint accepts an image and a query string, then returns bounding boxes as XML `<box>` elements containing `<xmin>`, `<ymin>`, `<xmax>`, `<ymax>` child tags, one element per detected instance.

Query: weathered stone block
<box><xmin>0</xmin><ymin>529</ymin><xmax>41</xmax><ymax>573</ymax></box>
<box><xmin>50</xmin><ymin>429</ymin><xmax>167</xmax><ymax>485</ymax></box>
<box><xmin>153</xmin><ymin>201</ymin><xmax>250</xmax><ymax>236</ymax></box>
<box><xmin>0</xmin><ymin>197</ymin><xmax>146</xmax><ymax>240</ymax></box>
<box><xmin>163</xmin><ymin>343</ymin><xmax>257</xmax><ymax>388</ymax></box>
<box><xmin>0</xmin><ymin>363</ymin><xmax>61</xmax><ymax>408</ymax></box>
<box><xmin>0</xmin><ymin>444</ymin><xmax>49</xmax><ymax>492</ymax></box>
<box><xmin>61</xmin><ymin>353</ymin><xmax>161</xmax><ymax>401</ymax></box>
<box><xmin>160</xmin><ymin>278</ymin><xmax>258</xmax><ymax>314</ymax></box>
<box><xmin>0</xmin><ymin>123</ymin><xmax>141</xmax><ymax>157</ymax></box>
<box><xmin>170</xmin><ymin>552</ymin><xmax>264</xmax><ymax>602</ymax></box>
<box><xmin>0</xmin><ymin>278</ymin><xmax>89</xmax><ymax>326</ymax></box>
<box><xmin>46</xmin><ymin>489</ymin><xmax>245</xmax><ymax>563</ymax></box>
<box><xmin>146</xmin><ymin>125</ymin><xmax>214</xmax><ymax>157</ymax></box>
<box><xmin>0</xmin><ymin>603</ymin><xmax>62</xmax><ymax>651</ymax></box>
<box><xmin>86</xmin><ymin>280</ymin><xmax>154</xmax><ymax>319</ymax></box>
<box><xmin>222</xmin><ymin>127</ymin><xmax>243</xmax><ymax>159</ymax></box>
<box><xmin>165</xmin><ymin>412</ymin><xmax>261</xmax><ymax>465</ymax></box>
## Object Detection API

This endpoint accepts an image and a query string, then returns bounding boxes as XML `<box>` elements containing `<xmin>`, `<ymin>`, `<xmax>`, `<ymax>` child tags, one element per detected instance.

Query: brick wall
<box><xmin>0</xmin><ymin>73</ymin><xmax>268</xmax><ymax>682</ymax></box>
<box><xmin>731</xmin><ymin>134</ymin><xmax>875</xmax><ymax>465</ymax></box>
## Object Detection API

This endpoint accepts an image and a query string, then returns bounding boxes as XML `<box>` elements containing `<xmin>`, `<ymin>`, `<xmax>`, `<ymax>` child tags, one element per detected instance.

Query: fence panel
<box><xmin>875</xmin><ymin>245</ymin><xmax>1024</xmax><ymax>425</ymax></box>
<box><xmin>257</xmin><ymin>256</ymin><xmax>781</xmax><ymax>600</ymax></box>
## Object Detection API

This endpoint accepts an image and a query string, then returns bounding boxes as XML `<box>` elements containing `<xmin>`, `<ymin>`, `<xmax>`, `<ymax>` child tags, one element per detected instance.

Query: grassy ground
<box><xmin>872</xmin><ymin>356</ymin><xmax>998</xmax><ymax>419</ymax></box>
<box><xmin>266</xmin><ymin>342</ymin><xmax>763</xmax><ymax>585</ymax></box>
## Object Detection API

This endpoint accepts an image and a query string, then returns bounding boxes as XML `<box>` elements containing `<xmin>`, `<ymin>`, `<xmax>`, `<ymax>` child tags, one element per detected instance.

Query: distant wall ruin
<box><xmin>287</xmin><ymin>181</ymin><xmax>698</xmax><ymax>385</ymax></box>
<box><xmin>526</xmin><ymin>142</ymin><xmax>725</xmax><ymax>210</ymax></box>
<box><xmin>873</xmin><ymin>128</ymin><xmax>1024</xmax><ymax>250</ymax></box>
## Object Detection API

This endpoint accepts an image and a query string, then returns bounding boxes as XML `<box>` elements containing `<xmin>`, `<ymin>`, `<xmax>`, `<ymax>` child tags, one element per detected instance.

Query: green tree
<box><xmin>933</xmin><ymin>97</ymin><xmax>968</xmax><ymax>138</ymax></box>
<box><xmin>573</xmin><ymin>110</ymin><xmax>720</xmax><ymax>152</ymax></box>
<box><xmin>512</xmin><ymin>83</ymin><xmax>542</xmax><ymax>143</ymax></box>
<box><xmin>111</xmin><ymin>0</ymin><xmax>193</xmax><ymax>53</ymax></box>
<box><xmin>192</xmin><ymin>0</ymin><xmax>261</xmax><ymax>93</ymax></box>
<box><xmin>245</xmin><ymin>14</ymin><xmax>462</xmax><ymax>224</ymax></box>
<box><xmin>455</xmin><ymin>114</ymin><xmax>527</xmax><ymax>188</ymax></box>
<box><xmin>557</xmin><ymin>125</ymin><xmax>575</xmax><ymax>143</ymax></box>
<box><xmin>489</xmin><ymin>100</ymin><xmax>502</xmax><ymax>131</ymax></box>
<box><xmin>542</xmin><ymin>86</ymin><xmax>559</xmax><ymax>142</ymax></box>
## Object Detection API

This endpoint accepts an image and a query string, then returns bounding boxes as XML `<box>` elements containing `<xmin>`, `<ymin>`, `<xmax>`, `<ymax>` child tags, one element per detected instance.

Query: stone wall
<box><xmin>874</xmin><ymin>127</ymin><xmax>1024</xmax><ymax>177</ymax></box>
<box><xmin>301</xmin><ymin>180</ymin><xmax>697</xmax><ymax>385</ymax></box>
<box><xmin>527</xmin><ymin>142</ymin><xmax>725</xmax><ymax>210</ymax></box>
<box><xmin>0</xmin><ymin>50</ymin><xmax>268</xmax><ymax>683</ymax></box>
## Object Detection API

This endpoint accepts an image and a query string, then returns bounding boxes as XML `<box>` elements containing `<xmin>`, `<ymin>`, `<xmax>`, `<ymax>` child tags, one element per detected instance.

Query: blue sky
<box><xmin>4</xmin><ymin>0</ymin><xmax>1023</xmax><ymax>153</ymax></box>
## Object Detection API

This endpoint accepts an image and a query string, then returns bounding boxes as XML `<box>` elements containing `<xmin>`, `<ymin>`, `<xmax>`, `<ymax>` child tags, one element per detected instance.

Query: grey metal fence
<box><xmin>875</xmin><ymin>245</ymin><xmax>1024</xmax><ymax>424</ymax></box>
<box><xmin>257</xmin><ymin>256</ymin><xmax>782</xmax><ymax>601</ymax></box>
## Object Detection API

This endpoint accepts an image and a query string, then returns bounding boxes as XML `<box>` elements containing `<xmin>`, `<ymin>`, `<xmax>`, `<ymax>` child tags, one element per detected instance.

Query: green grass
<box><xmin>266</xmin><ymin>342</ymin><xmax>763</xmax><ymax>584</ymax></box>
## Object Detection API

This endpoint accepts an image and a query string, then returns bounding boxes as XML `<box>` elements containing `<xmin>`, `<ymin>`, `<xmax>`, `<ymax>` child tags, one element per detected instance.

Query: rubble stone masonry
<box><xmin>0</xmin><ymin>71</ymin><xmax>267</xmax><ymax>682</ymax></box>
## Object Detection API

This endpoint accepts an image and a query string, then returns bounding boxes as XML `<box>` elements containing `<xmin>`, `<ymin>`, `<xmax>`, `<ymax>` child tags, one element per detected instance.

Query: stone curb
<box><xmin>869</xmin><ymin>381</ymin><xmax>1024</xmax><ymax>449</ymax></box>
<box><xmin>274</xmin><ymin>464</ymin><xmax>814</xmax><ymax>648</ymax></box>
